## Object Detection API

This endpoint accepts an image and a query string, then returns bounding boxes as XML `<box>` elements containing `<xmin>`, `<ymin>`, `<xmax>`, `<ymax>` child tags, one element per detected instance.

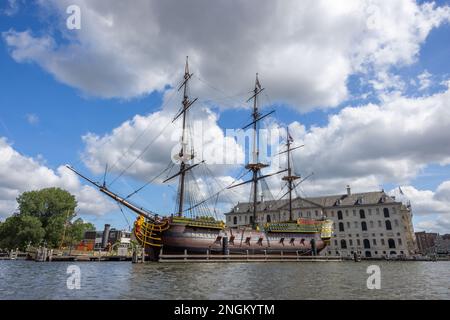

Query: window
<box><xmin>233</xmin><ymin>216</ymin><xmax>237</xmax><ymax>225</ymax></box>
<box><xmin>394</xmin><ymin>220</ymin><xmax>399</xmax><ymax>227</ymax></box>
<box><xmin>363</xmin><ymin>239</ymin><xmax>370</xmax><ymax>249</ymax></box>
<box><xmin>398</xmin><ymin>238</ymin><xmax>402</xmax><ymax>246</ymax></box>
<box><xmin>370</xmin><ymin>221</ymin><xmax>374</xmax><ymax>228</ymax></box>
<box><xmin>239</xmin><ymin>216</ymin><xmax>242</xmax><ymax>222</ymax></box>
<box><xmin>372</xmin><ymin>239</ymin><xmax>377</xmax><ymax>245</ymax></box>
<box><xmin>245</xmin><ymin>216</ymin><xmax>247</xmax><ymax>223</ymax></box>
<box><xmin>378</xmin><ymin>221</ymin><xmax>382</xmax><ymax>227</ymax></box>
<box><xmin>340</xmin><ymin>239</ymin><xmax>347</xmax><ymax>249</ymax></box>
<box><xmin>334</xmin><ymin>240</ymin><xmax>338</xmax><ymax>246</ymax></box>
<box><xmin>354</xmin><ymin>222</ymin><xmax>358</xmax><ymax>228</ymax></box>
<box><xmin>347</xmin><ymin>222</ymin><xmax>350</xmax><ymax>228</ymax></box>
<box><xmin>368</xmin><ymin>209</ymin><xmax>372</xmax><ymax>215</ymax></box>
<box><xmin>359</xmin><ymin>209</ymin><xmax>366</xmax><ymax>219</ymax></box>
<box><xmin>331</xmin><ymin>212</ymin><xmax>335</xmax><ymax>217</ymax></box>
<box><xmin>385</xmin><ymin>220</ymin><xmax>392</xmax><ymax>230</ymax></box>
<box><xmin>357</xmin><ymin>239</ymin><xmax>361</xmax><ymax>246</ymax></box>
<box><xmin>388</xmin><ymin>239</ymin><xmax>396</xmax><ymax>249</ymax></box>
<box><xmin>227</xmin><ymin>216</ymin><xmax>231</xmax><ymax>222</ymax></box>
<box><xmin>376</xmin><ymin>208</ymin><xmax>380</xmax><ymax>215</ymax></box>
<box><xmin>337</xmin><ymin>211</ymin><xmax>343</xmax><ymax>220</ymax></box>
<box><xmin>349</xmin><ymin>239</ymin><xmax>353</xmax><ymax>246</ymax></box>
<box><xmin>249</xmin><ymin>216</ymin><xmax>254</xmax><ymax>224</ymax></box>
<box><xmin>315</xmin><ymin>210</ymin><xmax>319</xmax><ymax>217</ymax></box>
<box><xmin>353</xmin><ymin>210</ymin><xmax>356</xmax><ymax>217</ymax></box>
<box><xmin>345</xmin><ymin>210</ymin><xmax>349</xmax><ymax>217</ymax></box>
<box><xmin>267</xmin><ymin>215</ymin><xmax>271</xmax><ymax>223</ymax></box>
<box><xmin>339</xmin><ymin>222</ymin><xmax>345</xmax><ymax>232</ymax></box>
<box><xmin>361</xmin><ymin>221</ymin><xmax>368</xmax><ymax>231</ymax></box>
<box><xmin>383</xmin><ymin>208</ymin><xmax>390</xmax><ymax>218</ymax></box>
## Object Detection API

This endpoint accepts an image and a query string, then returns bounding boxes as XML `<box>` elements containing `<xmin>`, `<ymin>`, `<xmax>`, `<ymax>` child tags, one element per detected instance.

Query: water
<box><xmin>0</xmin><ymin>260</ymin><xmax>448</xmax><ymax>299</ymax></box>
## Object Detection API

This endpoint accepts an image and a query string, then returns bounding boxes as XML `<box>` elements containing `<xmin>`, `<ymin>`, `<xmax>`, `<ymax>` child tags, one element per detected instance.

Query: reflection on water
<box><xmin>0</xmin><ymin>260</ymin><xmax>449</xmax><ymax>299</ymax></box>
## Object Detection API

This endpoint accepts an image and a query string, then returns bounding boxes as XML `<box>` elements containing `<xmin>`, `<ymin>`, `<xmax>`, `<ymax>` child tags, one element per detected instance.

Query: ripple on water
<box><xmin>0</xmin><ymin>260</ymin><xmax>449</xmax><ymax>300</ymax></box>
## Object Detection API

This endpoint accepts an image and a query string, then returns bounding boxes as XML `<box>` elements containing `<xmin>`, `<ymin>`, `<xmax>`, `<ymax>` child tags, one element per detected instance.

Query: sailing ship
<box><xmin>67</xmin><ymin>58</ymin><xmax>333</xmax><ymax>261</ymax></box>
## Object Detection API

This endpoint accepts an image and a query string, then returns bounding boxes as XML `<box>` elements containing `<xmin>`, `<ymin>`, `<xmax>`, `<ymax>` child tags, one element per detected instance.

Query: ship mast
<box><xmin>282</xmin><ymin>128</ymin><xmax>301</xmax><ymax>222</ymax></box>
<box><xmin>246</xmin><ymin>74</ymin><xmax>269</xmax><ymax>229</ymax></box>
<box><xmin>228</xmin><ymin>74</ymin><xmax>286</xmax><ymax>229</ymax></box>
<box><xmin>176</xmin><ymin>57</ymin><xmax>196</xmax><ymax>217</ymax></box>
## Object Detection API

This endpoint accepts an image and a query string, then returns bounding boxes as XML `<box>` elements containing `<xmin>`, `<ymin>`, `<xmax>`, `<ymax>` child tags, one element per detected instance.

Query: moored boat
<box><xmin>67</xmin><ymin>57</ymin><xmax>333</xmax><ymax>261</ymax></box>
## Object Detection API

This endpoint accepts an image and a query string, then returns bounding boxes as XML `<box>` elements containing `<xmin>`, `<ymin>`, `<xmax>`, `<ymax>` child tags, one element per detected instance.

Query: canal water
<box><xmin>0</xmin><ymin>260</ymin><xmax>448</xmax><ymax>299</ymax></box>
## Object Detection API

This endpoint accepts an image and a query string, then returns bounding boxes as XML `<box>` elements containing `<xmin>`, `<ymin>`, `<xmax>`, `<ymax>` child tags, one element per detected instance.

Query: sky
<box><xmin>1</xmin><ymin>0</ymin><xmax>450</xmax><ymax>234</ymax></box>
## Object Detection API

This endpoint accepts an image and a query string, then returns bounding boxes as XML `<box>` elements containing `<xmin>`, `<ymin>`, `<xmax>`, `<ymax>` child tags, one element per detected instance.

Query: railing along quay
<box><xmin>159</xmin><ymin>249</ymin><xmax>343</xmax><ymax>263</ymax></box>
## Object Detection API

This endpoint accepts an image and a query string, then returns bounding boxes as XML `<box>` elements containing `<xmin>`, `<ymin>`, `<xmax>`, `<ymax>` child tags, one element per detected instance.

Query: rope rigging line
<box><xmin>194</xmin><ymin>75</ymin><xmax>251</xmax><ymax>107</ymax></box>
<box><xmin>106</xmin><ymin>85</ymin><xmax>180</xmax><ymax>177</ymax></box>
<box><xmin>108</xmin><ymin>117</ymin><xmax>176</xmax><ymax>187</ymax></box>
<box><xmin>181</xmin><ymin>164</ymin><xmax>250</xmax><ymax>214</ymax></box>
<box><xmin>124</xmin><ymin>161</ymin><xmax>175</xmax><ymax>200</ymax></box>
<box><xmin>115</xmin><ymin>202</ymin><xmax>131</xmax><ymax>231</ymax></box>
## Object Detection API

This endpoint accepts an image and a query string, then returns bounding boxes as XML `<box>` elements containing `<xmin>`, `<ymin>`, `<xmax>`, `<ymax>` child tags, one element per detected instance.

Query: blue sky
<box><xmin>1</xmin><ymin>0</ymin><xmax>450</xmax><ymax>233</ymax></box>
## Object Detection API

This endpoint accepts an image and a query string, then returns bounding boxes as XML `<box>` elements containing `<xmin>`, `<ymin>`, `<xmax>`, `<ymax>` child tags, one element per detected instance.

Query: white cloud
<box><xmin>2</xmin><ymin>0</ymin><xmax>19</xmax><ymax>16</ymax></box>
<box><xmin>415</xmin><ymin>215</ymin><xmax>450</xmax><ymax>234</ymax></box>
<box><xmin>418</xmin><ymin>70</ymin><xmax>433</xmax><ymax>91</ymax></box>
<box><xmin>288</xmin><ymin>84</ymin><xmax>450</xmax><ymax>193</ymax></box>
<box><xmin>25</xmin><ymin>113</ymin><xmax>39</xmax><ymax>125</ymax></box>
<box><xmin>81</xmin><ymin>91</ymin><xmax>245</xmax><ymax>184</ymax></box>
<box><xmin>3</xmin><ymin>0</ymin><xmax>450</xmax><ymax>111</ymax></box>
<box><xmin>0</xmin><ymin>137</ymin><xmax>115</xmax><ymax>219</ymax></box>
<box><xmin>387</xmin><ymin>183</ymin><xmax>450</xmax><ymax>234</ymax></box>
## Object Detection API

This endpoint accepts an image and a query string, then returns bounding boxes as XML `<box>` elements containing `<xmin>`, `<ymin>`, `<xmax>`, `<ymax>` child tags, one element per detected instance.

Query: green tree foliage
<box><xmin>16</xmin><ymin>187</ymin><xmax>77</xmax><ymax>227</ymax></box>
<box><xmin>45</xmin><ymin>214</ymin><xmax>68</xmax><ymax>248</ymax></box>
<box><xmin>0</xmin><ymin>188</ymin><xmax>98</xmax><ymax>250</ymax></box>
<box><xmin>66</xmin><ymin>218</ymin><xmax>95</xmax><ymax>247</ymax></box>
<box><xmin>0</xmin><ymin>215</ymin><xmax>45</xmax><ymax>250</ymax></box>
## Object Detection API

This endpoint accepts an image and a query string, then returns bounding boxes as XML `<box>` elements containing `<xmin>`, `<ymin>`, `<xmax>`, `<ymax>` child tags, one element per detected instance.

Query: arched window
<box><xmin>383</xmin><ymin>208</ymin><xmax>390</xmax><ymax>218</ymax></box>
<box><xmin>388</xmin><ymin>239</ymin><xmax>396</xmax><ymax>249</ymax></box>
<box><xmin>337</xmin><ymin>211</ymin><xmax>343</xmax><ymax>220</ymax></box>
<box><xmin>363</xmin><ymin>239</ymin><xmax>371</xmax><ymax>249</ymax></box>
<box><xmin>339</xmin><ymin>222</ymin><xmax>345</xmax><ymax>232</ymax></box>
<box><xmin>385</xmin><ymin>220</ymin><xmax>392</xmax><ymax>230</ymax></box>
<box><xmin>359</xmin><ymin>209</ymin><xmax>366</xmax><ymax>219</ymax></box>
<box><xmin>361</xmin><ymin>221</ymin><xmax>368</xmax><ymax>231</ymax></box>
<box><xmin>233</xmin><ymin>216</ymin><xmax>237</xmax><ymax>225</ymax></box>
<box><xmin>365</xmin><ymin>251</ymin><xmax>372</xmax><ymax>258</ymax></box>
<box><xmin>340</xmin><ymin>239</ymin><xmax>347</xmax><ymax>249</ymax></box>
<box><xmin>266</xmin><ymin>215</ymin><xmax>271</xmax><ymax>223</ymax></box>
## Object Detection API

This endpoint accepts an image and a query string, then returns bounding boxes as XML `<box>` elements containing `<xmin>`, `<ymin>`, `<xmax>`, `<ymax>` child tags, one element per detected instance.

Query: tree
<box><xmin>45</xmin><ymin>214</ymin><xmax>68</xmax><ymax>248</ymax></box>
<box><xmin>16</xmin><ymin>188</ymin><xmax>77</xmax><ymax>227</ymax></box>
<box><xmin>10</xmin><ymin>188</ymin><xmax>98</xmax><ymax>249</ymax></box>
<box><xmin>66</xmin><ymin>218</ymin><xmax>95</xmax><ymax>247</ymax></box>
<box><xmin>0</xmin><ymin>215</ymin><xmax>45</xmax><ymax>250</ymax></box>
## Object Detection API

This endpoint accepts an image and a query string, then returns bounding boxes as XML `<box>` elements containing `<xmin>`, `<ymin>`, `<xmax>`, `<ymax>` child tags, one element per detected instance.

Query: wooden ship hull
<box><xmin>134</xmin><ymin>216</ymin><xmax>333</xmax><ymax>260</ymax></box>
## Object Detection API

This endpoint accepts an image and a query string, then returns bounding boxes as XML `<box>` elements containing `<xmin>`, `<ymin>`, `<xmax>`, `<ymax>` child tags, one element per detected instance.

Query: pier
<box><xmin>158</xmin><ymin>249</ymin><xmax>343</xmax><ymax>263</ymax></box>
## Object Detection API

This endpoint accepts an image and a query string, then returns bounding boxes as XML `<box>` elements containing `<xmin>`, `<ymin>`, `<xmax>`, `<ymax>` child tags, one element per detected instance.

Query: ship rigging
<box><xmin>67</xmin><ymin>57</ymin><xmax>333</xmax><ymax>260</ymax></box>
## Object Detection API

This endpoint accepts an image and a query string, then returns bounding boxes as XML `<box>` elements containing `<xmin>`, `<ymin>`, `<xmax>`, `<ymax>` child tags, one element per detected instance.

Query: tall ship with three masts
<box><xmin>68</xmin><ymin>58</ymin><xmax>333</xmax><ymax>261</ymax></box>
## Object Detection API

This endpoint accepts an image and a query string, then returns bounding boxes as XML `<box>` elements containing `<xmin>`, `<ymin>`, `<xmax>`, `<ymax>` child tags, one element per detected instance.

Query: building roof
<box><xmin>226</xmin><ymin>190</ymin><xmax>399</xmax><ymax>215</ymax></box>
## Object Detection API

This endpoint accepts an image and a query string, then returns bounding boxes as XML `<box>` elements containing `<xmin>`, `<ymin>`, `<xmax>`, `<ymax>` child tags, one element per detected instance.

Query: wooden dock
<box><xmin>158</xmin><ymin>250</ymin><xmax>342</xmax><ymax>263</ymax></box>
